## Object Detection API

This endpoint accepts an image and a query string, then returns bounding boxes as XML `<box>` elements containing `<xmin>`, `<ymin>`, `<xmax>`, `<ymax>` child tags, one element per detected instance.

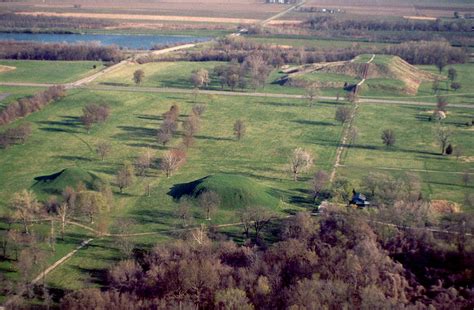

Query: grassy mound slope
<box><xmin>169</xmin><ymin>174</ymin><xmax>281</xmax><ymax>210</ymax></box>
<box><xmin>282</xmin><ymin>55</ymin><xmax>440</xmax><ymax>95</ymax></box>
<box><xmin>32</xmin><ymin>167</ymin><xmax>101</xmax><ymax>195</ymax></box>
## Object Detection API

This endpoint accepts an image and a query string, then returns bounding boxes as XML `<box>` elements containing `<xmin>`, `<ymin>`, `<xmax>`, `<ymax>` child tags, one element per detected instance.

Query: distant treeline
<box><xmin>0</xmin><ymin>86</ymin><xmax>66</xmax><ymax>127</ymax></box>
<box><xmin>0</xmin><ymin>41</ymin><xmax>124</xmax><ymax>62</ymax></box>
<box><xmin>0</xmin><ymin>13</ymin><xmax>117</xmax><ymax>30</ymax></box>
<box><xmin>149</xmin><ymin>37</ymin><xmax>466</xmax><ymax>66</ymax></box>
<box><xmin>304</xmin><ymin>16</ymin><xmax>474</xmax><ymax>32</ymax></box>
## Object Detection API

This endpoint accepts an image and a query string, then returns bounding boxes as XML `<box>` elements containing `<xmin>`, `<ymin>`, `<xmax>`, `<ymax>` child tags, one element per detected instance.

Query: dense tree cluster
<box><xmin>0</xmin><ymin>41</ymin><xmax>123</xmax><ymax>61</ymax></box>
<box><xmin>59</xmin><ymin>209</ymin><xmax>473</xmax><ymax>309</ymax></box>
<box><xmin>0</xmin><ymin>85</ymin><xmax>66</xmax><ymax>126</ymax></box>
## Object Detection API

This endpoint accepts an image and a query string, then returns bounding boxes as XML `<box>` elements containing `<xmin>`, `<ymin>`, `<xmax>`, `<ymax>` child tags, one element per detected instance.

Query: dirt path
<box><xmin>261</xmin><ymin>0</ymin><xmax>307</xmax><ymax>25</ymax></box>
<box><xmin>330</xmin><ymin>54</ymin><xmax>372</xmax><ymax>182</ymax></box>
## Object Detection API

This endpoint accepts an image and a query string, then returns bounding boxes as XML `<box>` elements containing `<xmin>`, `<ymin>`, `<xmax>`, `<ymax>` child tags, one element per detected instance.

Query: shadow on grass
<box><xmin>54</xmin><ymin>155</ymin><xmax>92</xmax><ymax>162</ymax></box>
<box><xmin>167</xmin><ymin>177</ymin><xmax>207</xmax><ymax>200</ymax></box>
<box><xmin>195</xmin><ymin>135</ymin><xmax>233</xmax><ymax>141</ymax></box>
<box><xmin>136</xmin><ymin>114</ymin><xmax>162</xmax><ymax>121</ymax></box>
<box><xmin>128</xmin><ymin>208</ymin><xmax>176</xmax><ymax>226</ymax></box>
<box><xmin>292</xmin><ymin>119</ymin><xmax>335</xmax><ymax>126</ymax></box>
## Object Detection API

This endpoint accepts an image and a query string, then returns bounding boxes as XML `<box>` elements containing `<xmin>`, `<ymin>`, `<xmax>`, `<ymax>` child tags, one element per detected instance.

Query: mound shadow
<box><xmin>167</xmin><ymin>176</ymin><xmax>208</xmax><ymax>201</ymax></box>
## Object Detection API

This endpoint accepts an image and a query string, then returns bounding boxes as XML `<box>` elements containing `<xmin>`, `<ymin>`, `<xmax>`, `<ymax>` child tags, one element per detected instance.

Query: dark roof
<box><xmin>350</xmin><ymin>192</ymin><xmax>370</xmax><ymax>207</ymax></box>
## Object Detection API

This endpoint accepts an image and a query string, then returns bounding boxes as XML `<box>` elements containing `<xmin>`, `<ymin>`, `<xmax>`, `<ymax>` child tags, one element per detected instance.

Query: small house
<box><xmin>349</xmin><ymin>190</ymin><xmax>370</xmax><ymax>208</ymax></box>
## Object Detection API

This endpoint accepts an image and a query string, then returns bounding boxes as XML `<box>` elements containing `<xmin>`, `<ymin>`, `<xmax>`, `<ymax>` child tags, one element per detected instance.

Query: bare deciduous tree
<box><xmin>56</xmin><ymin>203</ymin><xmax>69</xmax><ymax>240</ymax></box>
<box><xmin>434</xmin><ymin>125</ymin><xmax>452</xmax><ymax>155</ymax></box>
<box><xmin>175</xmin><ymin>198</ymin><xmax>193</xmax><ymax>227</ymax></box>
<box><xmin>192</xmin><ymin>104</ymin><xmax>206</xmax><ymax>117</ymax></box>
<box><xmin>198</xmin><ymin>190</ymin><xmax>220</xmax><ymax>221</ymax></box>
<box><xmin>241</xmin><ymin>206</ymin><xmax>274</xmax><ymax>240</ymax></box>
<box><xmin>160</xmin><ymin>149</ymin><xmax>186</xmax><ymax>177</ymax></box>
<box><xmin>133</xmin><ymin>69</ymin><xmax>145</xmax><ymax>85</ymax></box>
<box><xmin>310</xmin><ymin>170</ymin><xmax>329</xmax><ymax>201</ymax></box>
<box><xmin>191</xmin><ymin>69</ymin><xmax>210</xmax><ymax>89</ymax></box>
<box><xmin>290</xmin><ymin>147</ymin><xmax>314</xmax><ymax>181</ymax></box>
<box><xmin>134</xmin><ymin>150</ymin><xmax>153</xmax><ymax>177</ymax></box>
<box><xmin>233</xmin><ymin>119</ymin><xmax>246</xmax><ymax>140</ymax></box>
<box><xmin>96</xmin><ymin>141</ymin><xmax>111</xmax><ymax>161</ymax></box>
<box><xmin>381</xmin><ymin>129</ymin><xmax>396</xmax><ymax>147</ymax></box>
<box><xmin>116</xmin><ymin>161</ymin><xmax>135</xmax><ymax>193</ymax></box>
<box><xmin>10</xmin><ymin>190</ymin><xmax>41</xmax><ymax>234</ymax></box>
<box><xmin>335</xmin><ymin>106</ymin><xmax>351</xmax><ymax>124</ymax></box>
<box><xmin>305</xmin><ymin>83</ymin><xmax>320</xmax><ymax>107</ymax></box>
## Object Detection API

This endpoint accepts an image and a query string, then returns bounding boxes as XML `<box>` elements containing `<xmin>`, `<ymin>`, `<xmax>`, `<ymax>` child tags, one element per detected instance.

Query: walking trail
<box><xmin>329</xmin><ymin>55</ymin><xmax>374</xmax><ymax>182</ymax></box>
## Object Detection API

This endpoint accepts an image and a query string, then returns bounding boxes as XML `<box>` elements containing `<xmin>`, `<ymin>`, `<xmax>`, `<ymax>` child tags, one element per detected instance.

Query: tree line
<box><xmin>150</xmin><ymin>37</ymin><xmax>466</xmax><ymax>67</ymax></box>
<box><xmin>0</xmin><ymin>41</ymin><xmax>124</xmax><ymax>62</ymax></box>
<box><xmin>0</xmin><ymin>86</ymin><xmax>66</xmax><ymax>127</ymax></box>
<box><xmin>304</xmin><ymin>15</ymin><xmax>473</xmax><ymax>33</ymax></box>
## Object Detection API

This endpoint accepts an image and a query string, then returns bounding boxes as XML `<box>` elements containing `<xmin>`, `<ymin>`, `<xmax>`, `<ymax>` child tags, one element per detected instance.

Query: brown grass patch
<box><xmin>0</xmin><ymin>65</ymin><xmax>16</xmax><ymax>73</ymax></box>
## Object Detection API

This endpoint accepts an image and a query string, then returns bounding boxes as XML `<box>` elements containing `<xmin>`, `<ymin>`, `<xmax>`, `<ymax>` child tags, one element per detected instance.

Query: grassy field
<box><xmin>0</xmin><ymin>88</ymin><xmax>343</xmax><ymax>221</ymax></box>
<box><xmin>338</xmin><ymin>103</ymin><xmax>473</xmax><ymax>207</ymax></box>
<box><xmin>0</xmin><ymin>85</ymin><xmax>345</xmax><ymax>295</ymax></box>
<box><xmin>0</xmin><ymin>60</ymin><xmax>105</xmax><ymax>84</ymax></box>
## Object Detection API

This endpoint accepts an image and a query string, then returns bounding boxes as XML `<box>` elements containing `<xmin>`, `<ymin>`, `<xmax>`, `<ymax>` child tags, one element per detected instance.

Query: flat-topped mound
<box><xmin>33</xmin><ymin>167</ymin><xmax>102</xmax><ymax>195</ymax></box>
<box><xmin>169</xmin><ymin>174</ymin><xmax>280</xmax><ymax>210</ymax></box>
<box><xmin>281</xmin><ymin>54</ymin><xmax>441</xmax><ymax>95</ymax></box>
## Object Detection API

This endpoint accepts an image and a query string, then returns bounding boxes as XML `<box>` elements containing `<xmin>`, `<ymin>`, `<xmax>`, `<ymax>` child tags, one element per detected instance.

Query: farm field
<box><xmin>0</xmin><ymin>60</ymin><xmax>104</xmax><ymax>84</ymax></box>
<box><xmin>2</xmin><ymin>0</ymin><xmax>283</xmax><ymax>20</ymax></box>
<box><xmin>338</xmin><ymin>104</ymin><xmax>473</xmax><ymax>206</ymax></box>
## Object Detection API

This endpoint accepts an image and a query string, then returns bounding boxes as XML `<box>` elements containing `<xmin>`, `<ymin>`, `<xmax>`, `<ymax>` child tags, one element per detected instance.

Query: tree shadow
<box><xmin>54</xmin><ymin>155</ymin><xmax>92</xmax><ymax>162</ymax></box>
<box><xmin>194</xmin><ymin>135</ymin><xmax>233</xmax><ymax>141</ymax></box>
<box><xmin>37</xmin><ymin>115</ymin><xmax>82</xmax><ymax>134</ymax></box>
<box><xmin>292</xmin><ymin>119</ymin><xmax>335</xmax><ymax>126</ymax></box>
<box><xmin>136</xmin><ymin>114</ymin><xmax>163</xmax><ymax>121</ymax></box>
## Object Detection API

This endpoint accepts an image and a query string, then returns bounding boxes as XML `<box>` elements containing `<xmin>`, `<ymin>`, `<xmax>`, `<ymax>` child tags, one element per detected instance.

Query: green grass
<box><xmin>173</xmin><ymin>174</ymin><xmax>282</xmax><ymax>210</ymax></box>
<box><xmin>94</xmin><ymin>61</ymin><xmax>221</xmax><ymax>88</ymax></box>
<box><xmin>338</xmin><ymin>103</ymin><xmax>473</xmax><ymax>206</ymax></box>
<box><xmin>360</xmin><ymin>78</ymin><xmax>407</xmax><ymax>96</ymax></box>
<box><xmin>32</xmin><ymin>167</ymin><xmax>103</xmax><ymax>198</ymax></box>
<box><xmin>416</xmin><ymin>63</ymin><xmax>474</xmax><ymax>105</ymax></box>
<box><xmin>0</xmin><ymin>86</ymin><xmax>46</xmax><ymax>108</ymax></box>
<box><xmin>0</xmin><ymin>60</ymin><xmax>105</xmax><ymax>84</ymax></box>
<box><xmin>0</xmin><ymin>87</ymin><xmax>344</xmax><ymax>294</ymax></box>
<box><xmin>0</xmin><ymin>88</ymin><xmax>342</xmax><ymax>223</ymax></box>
